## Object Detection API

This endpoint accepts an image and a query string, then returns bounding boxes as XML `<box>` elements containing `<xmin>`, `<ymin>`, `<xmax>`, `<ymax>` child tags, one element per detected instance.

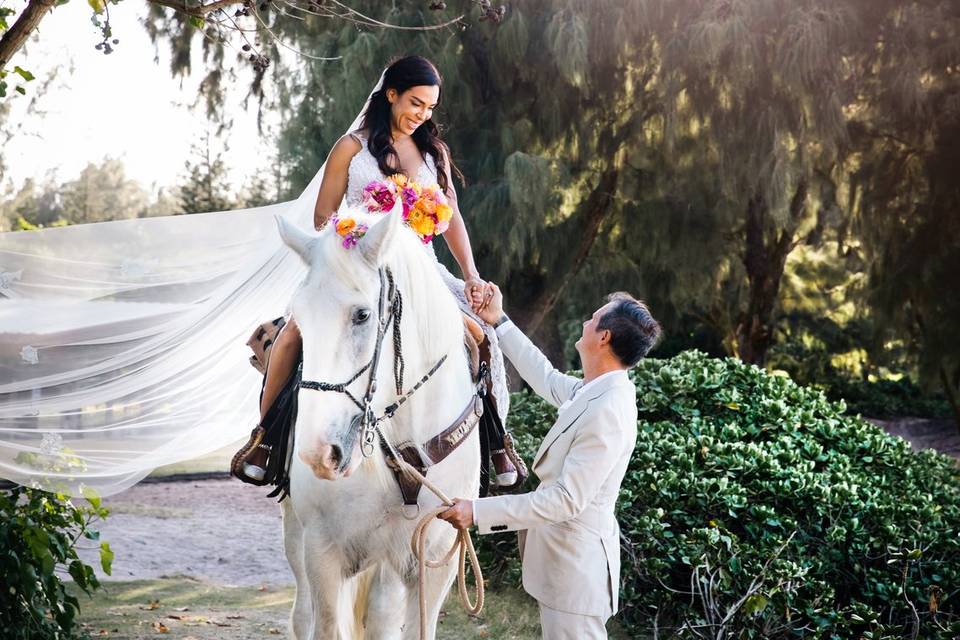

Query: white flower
<box><xmin>40</xmin><ymin>432</ymin><xmax>63</xmax><ymax>456</ymax></box>
<box><xmin>0</xmin><ymin>269</ymin><xmax>22</xmax><ymax>291</ymax></box>
<box><xmin>120</xmin><ymin>259</ymin><xmax>157</xmax><ymax>278</ymax></box>
<box><xmin>20</xmin><ymin>345</ymin><xmax>39</xmax><ymax>365</ymax></box>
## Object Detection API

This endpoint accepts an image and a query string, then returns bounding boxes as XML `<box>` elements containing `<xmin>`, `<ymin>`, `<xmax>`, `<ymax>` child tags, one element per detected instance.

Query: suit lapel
<box><xmin>532</xmin><ymin>397</ymin><xmax>589</xmax><ymax>469</ymax></box>
<box><xmin>532</xmin><ymin>373</ymin><xmax>629</xmax><ymax>469</ymax></box>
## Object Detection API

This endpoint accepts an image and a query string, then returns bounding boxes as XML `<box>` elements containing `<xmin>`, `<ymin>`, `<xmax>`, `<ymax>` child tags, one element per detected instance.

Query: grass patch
<box><xmin>73</xmin><ymin>577</ymin><xmax>631</xmax><ymax>638</ymax></box>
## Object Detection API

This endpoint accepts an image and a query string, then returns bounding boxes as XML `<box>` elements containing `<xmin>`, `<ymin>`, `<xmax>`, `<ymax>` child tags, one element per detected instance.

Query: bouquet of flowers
<box><xmin>332</xmin><ymin>175</ymin><xmax>453</xmax><ymax>248</ymax></box>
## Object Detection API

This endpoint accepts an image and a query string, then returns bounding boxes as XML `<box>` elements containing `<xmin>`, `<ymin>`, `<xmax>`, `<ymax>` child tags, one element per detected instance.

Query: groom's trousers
<box><xmin>538</xmin><ymin>602</ymin><xmax>607</xmax><ymax>639</ymax></box>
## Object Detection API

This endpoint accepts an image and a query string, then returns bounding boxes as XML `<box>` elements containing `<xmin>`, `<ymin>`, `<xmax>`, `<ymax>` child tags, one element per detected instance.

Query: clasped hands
<box><xmin>463</xmin><ymin>277</ymin><xmax>503</xmax><ymax>324</ymax></box>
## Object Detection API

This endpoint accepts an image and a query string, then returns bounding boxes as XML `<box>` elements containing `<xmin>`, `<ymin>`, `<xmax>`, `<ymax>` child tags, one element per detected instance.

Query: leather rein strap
<box><xmin>299</xmin><ymin>267</ymin><xmax>483</xmax><ymax>505</ymax></box>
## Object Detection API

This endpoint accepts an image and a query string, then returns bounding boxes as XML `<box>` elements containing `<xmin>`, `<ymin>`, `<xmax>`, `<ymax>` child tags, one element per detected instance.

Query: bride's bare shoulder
<box><xmin>326</xmin><ymin>131</ymin><xmax>365</xmax><ymax>168</ymax></box>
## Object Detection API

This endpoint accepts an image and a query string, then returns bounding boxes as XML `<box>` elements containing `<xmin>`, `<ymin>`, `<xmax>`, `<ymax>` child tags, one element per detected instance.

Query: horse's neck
<box><xmin>390</xmin><ymin>335</ymin><xmax>472</xmax><ymax>446</ymax></box>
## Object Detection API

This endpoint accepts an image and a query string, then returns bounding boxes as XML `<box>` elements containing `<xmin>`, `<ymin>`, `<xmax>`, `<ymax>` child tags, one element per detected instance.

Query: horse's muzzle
<box><xmin>298</xmin><ymin>415</ymin><xmax>362</xmax><ymax>480</ymax></box>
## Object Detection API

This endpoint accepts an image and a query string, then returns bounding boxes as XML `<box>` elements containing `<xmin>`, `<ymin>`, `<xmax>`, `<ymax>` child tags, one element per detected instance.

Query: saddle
<box><xmin>237</xmin><ymin>314</ymin><xmax>527</xmax><ymax>503</ymax></box>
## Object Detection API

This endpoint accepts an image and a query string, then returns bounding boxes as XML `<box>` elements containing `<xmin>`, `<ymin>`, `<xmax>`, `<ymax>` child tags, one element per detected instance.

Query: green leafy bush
<box><xmin>0</xmin><ymin>486</ymin><xmax>112</xmax><ymax>640</ymax></box>
<box><xmin>485</xmin><ymin>350</ymin><xmax>960</xmax><ymax>639</ymax></box>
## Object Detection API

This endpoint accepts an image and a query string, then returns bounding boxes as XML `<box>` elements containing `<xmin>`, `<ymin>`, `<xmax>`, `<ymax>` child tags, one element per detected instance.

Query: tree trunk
<box><xmin>521</xmin><ymin>165</ymin><xmax>620</xmax><ymax>337</ymax></box>
<box><xmin>0</xmin><ymin>0</ymin><xmax>56</xmax><ymax>70</ymax></box>
<box><xmin>736</xmin><ymin>180</ymin><xmax>808</xmax><ymax>364</ymax></box>
<box><xmin>939</xmin><ymin>364</ymin><xmax>960</xmax><ymax>436</ymax></box>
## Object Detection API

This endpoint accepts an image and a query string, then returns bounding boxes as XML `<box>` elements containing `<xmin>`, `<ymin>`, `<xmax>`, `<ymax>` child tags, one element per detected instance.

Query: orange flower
<box><xmin>407</xmin><ymin>209</ymin><xmax>436</xmax><ymax>237</ymax></box>
<box><xmin>418</xmin><ymin>197</ymin><xmax>437</xmax><ymax>216</ymax></box>
<box><xmin>436</xmin><ymin>203</ymin><xmax>453</xmax><ymax>223</ymax></box>
<box><xmin>336</xmin><ymin>217</ymin><xmax>357</xmax><ymax>236</ymax></box>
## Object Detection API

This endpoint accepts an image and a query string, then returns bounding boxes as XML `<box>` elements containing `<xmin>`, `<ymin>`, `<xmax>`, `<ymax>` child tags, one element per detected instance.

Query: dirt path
<box><xmin>868</xmin><ymin>417</ymin><xmax>960</xmax><ymax>460</ymax></box>
<box><xmin>80</xmin><ymin>479</ymin><xmax>292</xmax><ymax>587</ymax></box>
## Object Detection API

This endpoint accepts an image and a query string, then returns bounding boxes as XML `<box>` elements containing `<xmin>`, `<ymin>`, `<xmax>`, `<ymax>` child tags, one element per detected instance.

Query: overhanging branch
<box><xmin>0</xmin><ymin>0</ymin><xmax>56</xmax><ymax>70</ymax></box>
<box><xmin>146</xmin><ymin>0</ymin><xmax>243</xmax><ymax>17</ymax></box>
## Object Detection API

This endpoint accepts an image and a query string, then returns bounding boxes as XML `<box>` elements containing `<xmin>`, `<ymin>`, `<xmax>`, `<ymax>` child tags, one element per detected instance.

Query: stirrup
<box><xmin>489</xmin><ymin>434</ymin><xmax>528</xmax><ymax>493</ymax></box>
<box><xmin>491</xmin><ymin>448</ymin><xmax>518</xmax><ymax>487</ymax></box>
<box><xmin>242</xmin><ymin>443</ymin><xmax>271</xmax><ymax>480</ymax></box>
<box><xmin>231</xmin><ymin>427</ymin><xmax>271</xmax><ymax>486</ymax></box>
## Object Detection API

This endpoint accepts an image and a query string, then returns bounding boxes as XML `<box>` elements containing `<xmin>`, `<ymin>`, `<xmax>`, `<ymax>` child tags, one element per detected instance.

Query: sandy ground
<box><xmin>79</xmin><ymin>479</ymin><xmax>293</xmax><ymax>587</ymax></box>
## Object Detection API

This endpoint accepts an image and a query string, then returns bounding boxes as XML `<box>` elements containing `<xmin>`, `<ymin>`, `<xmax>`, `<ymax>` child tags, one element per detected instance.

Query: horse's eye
<box><xmin>353</xmin><ymin>308</ymin><xmax>371</xmax><ymax>325</ymax></box>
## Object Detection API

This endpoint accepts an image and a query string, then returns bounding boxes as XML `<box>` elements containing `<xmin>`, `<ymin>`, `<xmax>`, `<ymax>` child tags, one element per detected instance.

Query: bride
<box><xmin>233</xmin><ymin>55</ymin><xmax>519</xmax><ymax>492</ymax></box>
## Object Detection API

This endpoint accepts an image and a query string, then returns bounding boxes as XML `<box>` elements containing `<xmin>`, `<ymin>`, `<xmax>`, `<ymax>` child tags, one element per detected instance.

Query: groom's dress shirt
<box><xmin>557</xmin><ymin>369</ymin><xmax>624</xmax><ymax>413</ymax></box>
<box><xmin>473</xmin><ymin>320</ymin><xmax>638</xmax><ymax>619</ymax></box>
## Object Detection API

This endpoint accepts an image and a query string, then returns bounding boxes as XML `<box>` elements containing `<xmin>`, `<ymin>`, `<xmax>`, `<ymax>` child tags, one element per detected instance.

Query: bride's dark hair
<box><xmin>359</xmin><ymin>55</ymin><xmax>464</xmax><ymax>195</ymax></box>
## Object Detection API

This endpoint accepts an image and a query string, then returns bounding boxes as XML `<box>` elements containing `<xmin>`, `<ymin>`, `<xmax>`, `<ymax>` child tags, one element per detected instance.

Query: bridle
<box><xmin>299</xmin><ymin>267</ymin><xmax>448</xmax><ymax>460</ymax></box>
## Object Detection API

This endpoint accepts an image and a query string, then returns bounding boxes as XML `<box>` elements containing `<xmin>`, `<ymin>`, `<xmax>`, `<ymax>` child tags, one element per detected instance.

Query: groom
<box><xmin>439</xmin><ymin>284</ymin><xmax>660</xmax><ymax>639</ymax></box>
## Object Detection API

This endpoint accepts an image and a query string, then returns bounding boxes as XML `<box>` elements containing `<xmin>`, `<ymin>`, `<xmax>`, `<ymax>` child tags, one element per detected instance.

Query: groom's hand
<box><xmin>438</xmin><ymin>498</ymin><xmax>474</xmax><ymax>530</ymax></box>
<box><xmin>476</xmin><ymin>283</ymin><xmax>504</xmax><ymax>326</ymax></box>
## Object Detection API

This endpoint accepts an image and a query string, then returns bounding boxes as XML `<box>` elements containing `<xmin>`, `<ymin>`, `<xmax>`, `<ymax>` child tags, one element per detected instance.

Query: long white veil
<box><xmin>0</xmin><ymin>71</ymin><xmax>387</xmax><ymax>497</ymax></box>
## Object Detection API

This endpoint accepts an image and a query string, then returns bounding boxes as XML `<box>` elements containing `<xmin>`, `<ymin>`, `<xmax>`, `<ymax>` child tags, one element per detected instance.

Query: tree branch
<box><xmin>0</xmin><ymin>0</ymin><xmax>57</xmax><ymax>70</ymax></box>
<box><xmin>145</xmin><ymin>0</ymin><xmax>243</xmax><ymax>18</ymax></box>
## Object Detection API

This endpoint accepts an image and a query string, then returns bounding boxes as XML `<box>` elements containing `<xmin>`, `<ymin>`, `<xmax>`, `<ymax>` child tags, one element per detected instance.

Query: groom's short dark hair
<box><xmin>597</xmin><ymin>293</ymin><xmax>662</xmax><ymax>367</ymax></box>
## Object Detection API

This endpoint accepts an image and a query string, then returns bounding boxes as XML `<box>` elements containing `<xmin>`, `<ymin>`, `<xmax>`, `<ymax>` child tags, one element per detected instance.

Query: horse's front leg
<box><xmin>282</xmin><ymin>500</ymin><xmax>311</xmax><ymax>640</ymax></box>
<box><xmin>401</xmin><ymin>532</ymin><xmax>459</xmax><ymax>640</ymax></box>
<box><xmin>363</xmin><ymin>562</ymin><xmax>407</xmax><ymax>639</ymax></box>
<box><xmin>302</xmin><ymin>528</ymin><xmax>345</xmax><ymax>640</ymax></box>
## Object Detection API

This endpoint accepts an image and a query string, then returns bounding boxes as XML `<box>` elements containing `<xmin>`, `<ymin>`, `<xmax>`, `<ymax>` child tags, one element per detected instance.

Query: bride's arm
<box><xmin>313</xmin><ymin>134</ymin><xmax>363</xmax><ymax>231</ymax></box>
<box><xmin>438</xmin><ymin>147</ymin><xmax>485</xmax><ymax>310</ymax></box>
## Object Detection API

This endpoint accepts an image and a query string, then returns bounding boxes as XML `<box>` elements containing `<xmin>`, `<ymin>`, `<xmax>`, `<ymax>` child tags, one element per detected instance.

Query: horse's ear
<box><xmin>358</xmin><ymin>210</ymin><xmax>401</xmax><ymax>266</ymax></box>
<box><xmin>275</xmin><ymin>215</ymin><xmax>316</xmax><ymax>264</ymax></box>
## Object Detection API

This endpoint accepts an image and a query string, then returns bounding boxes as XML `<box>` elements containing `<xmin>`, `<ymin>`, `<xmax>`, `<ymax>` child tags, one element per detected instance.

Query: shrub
<box><xmin>484</xmin><ymin>350</ymin><xmax>960</xmax><ymax>639</ymax></box>
<box><xmin>0</xmin><ymin>486</ymin><xmax>112</xmax><ymax>640</ymax></box>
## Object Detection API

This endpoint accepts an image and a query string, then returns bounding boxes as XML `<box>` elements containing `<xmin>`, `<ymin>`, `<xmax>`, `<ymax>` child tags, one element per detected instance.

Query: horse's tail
<box><xmin>339</xmin><ymin>566</ymin><xmax>374</xmax><ymax>638</ymax></box>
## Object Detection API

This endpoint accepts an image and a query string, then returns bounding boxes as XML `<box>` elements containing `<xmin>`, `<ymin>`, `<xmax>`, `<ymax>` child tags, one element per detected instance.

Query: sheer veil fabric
<box><xmin>0</xmin><ymin>73</ymin><xmax>386</xmax><ymax>496</ymax></box>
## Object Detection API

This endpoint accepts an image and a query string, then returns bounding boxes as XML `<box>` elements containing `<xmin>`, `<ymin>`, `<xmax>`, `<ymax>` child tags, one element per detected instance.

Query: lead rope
<box><xmin>392</xmin><ymin>456</ymin><xmax>485</xmax><ymax>640</ymax></box>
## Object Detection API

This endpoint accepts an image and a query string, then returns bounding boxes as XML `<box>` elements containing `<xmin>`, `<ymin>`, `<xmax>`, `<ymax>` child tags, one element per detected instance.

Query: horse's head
<box><xmin>276</xmin><ymin>209</ymin><xmax>462</xmax><ymax>482</ymax></box>
<box><xmin>276</xmin><ymin>210</ymin><xmax>402</xmax><ymax>480</ymax></box>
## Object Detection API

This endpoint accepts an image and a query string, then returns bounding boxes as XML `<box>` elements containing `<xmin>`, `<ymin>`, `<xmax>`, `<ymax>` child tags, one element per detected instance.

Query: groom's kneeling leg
<box><xmin>537</xmin><ymin>602</ymin><xmax>607</xmax><ymax>640</ymax></box>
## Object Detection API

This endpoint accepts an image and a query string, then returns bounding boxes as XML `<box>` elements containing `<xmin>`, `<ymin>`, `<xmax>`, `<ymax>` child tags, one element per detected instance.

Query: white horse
<box><xmin>276</xmin><ymin>210</ymin><xmax>481</xmax><ymax>640</ymax></box>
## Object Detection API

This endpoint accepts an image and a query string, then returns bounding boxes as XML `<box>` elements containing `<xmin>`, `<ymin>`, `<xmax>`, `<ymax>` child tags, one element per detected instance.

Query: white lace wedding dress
<box><xmin>341</xmin><ymin>131</ymin><xmax>510</xmax><ymax>420</ymax></box>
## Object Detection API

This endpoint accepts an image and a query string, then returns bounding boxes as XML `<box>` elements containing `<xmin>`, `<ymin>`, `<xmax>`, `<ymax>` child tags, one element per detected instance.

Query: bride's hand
<box><xmin>464</xmin><ymin>277</ymin><xmax>486</xmax><ymax>313</ymax></box>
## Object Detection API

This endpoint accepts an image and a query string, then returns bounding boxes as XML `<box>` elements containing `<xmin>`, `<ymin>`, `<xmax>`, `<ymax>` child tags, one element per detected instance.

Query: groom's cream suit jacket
<box><xmin>473</xmin><ymin>321</ymin><xmax>638</xmax><ymax>618</ymax></box>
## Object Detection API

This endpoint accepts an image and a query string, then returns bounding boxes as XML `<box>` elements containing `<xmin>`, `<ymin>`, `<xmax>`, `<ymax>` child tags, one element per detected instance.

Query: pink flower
<box><xmin>400</xmin><ymin>186</ymin><xmax>419</xmax><ymax>218</ymax></box>
<box><xmin>362</xmin><ymin>181</ymin><xmax>397</xmax><ymax>214</ymax></box>
<box><xmin>340</xmin><ymin>222</ymin><xmax>368</xmax><ymax>249</ymax></box>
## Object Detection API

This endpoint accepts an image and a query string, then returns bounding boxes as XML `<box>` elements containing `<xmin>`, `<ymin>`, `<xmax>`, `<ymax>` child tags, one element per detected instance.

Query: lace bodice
<box><xmin>343</xmin><ymin>132</ymin><xmax>439</xmax><ymax>208</ymax></box>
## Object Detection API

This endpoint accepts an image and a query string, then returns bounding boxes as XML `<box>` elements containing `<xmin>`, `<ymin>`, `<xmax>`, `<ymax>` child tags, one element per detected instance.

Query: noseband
<box><xmin>299</xmin><ymin>267</ymin><xmax>447</xmax><ymax>459</ymax></box>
